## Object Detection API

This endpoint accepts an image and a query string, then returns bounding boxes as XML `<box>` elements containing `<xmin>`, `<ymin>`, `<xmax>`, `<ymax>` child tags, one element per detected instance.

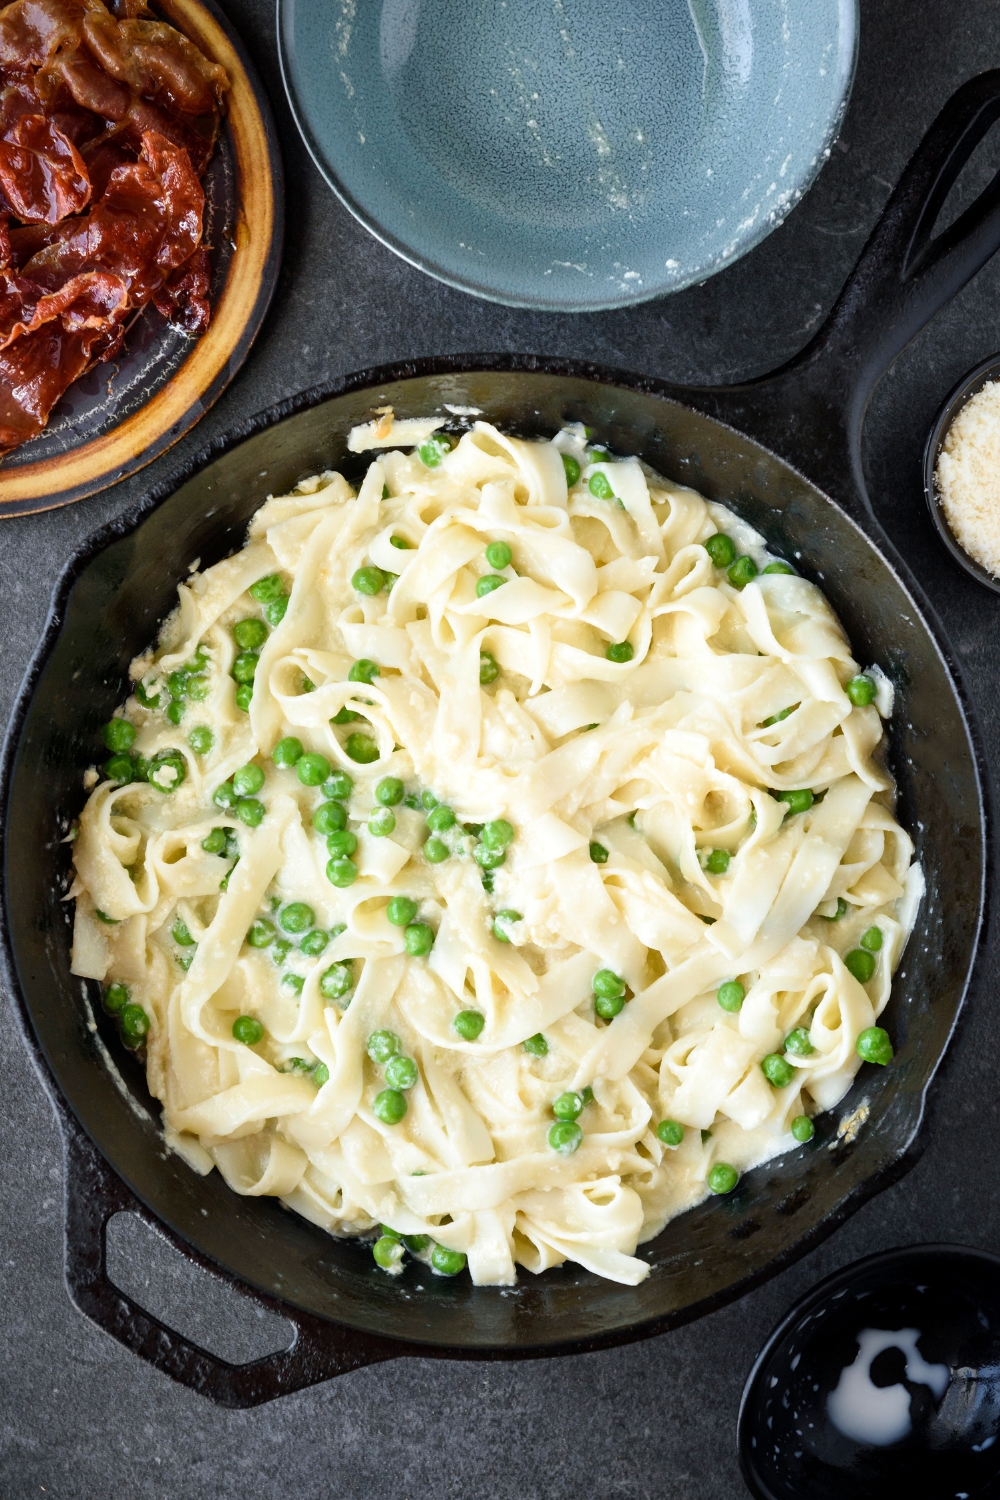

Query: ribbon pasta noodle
<box><xmin>68</xmin><ymin>417</ymin><xmax>921</xmax><ymax>1288</ymax></box>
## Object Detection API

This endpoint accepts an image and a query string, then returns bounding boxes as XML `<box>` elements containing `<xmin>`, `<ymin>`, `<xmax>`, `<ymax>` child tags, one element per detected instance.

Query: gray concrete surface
<box><xmin>4</xmin><ymin>2</ymin><xmax>1000</xmax><ymax>1495</ymax></box>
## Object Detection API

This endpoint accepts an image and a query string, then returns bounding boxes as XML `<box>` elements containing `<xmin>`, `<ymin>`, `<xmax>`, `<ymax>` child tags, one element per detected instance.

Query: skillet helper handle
<box><xmin>695</xmin><ymin>70</ymin><xmax>1000</xmax><ymax>507</ymax></box>
<box><xmin>59</xmin><ymin>1110</ymin><xmax>399</xmax><ymax>1407</ymax></box>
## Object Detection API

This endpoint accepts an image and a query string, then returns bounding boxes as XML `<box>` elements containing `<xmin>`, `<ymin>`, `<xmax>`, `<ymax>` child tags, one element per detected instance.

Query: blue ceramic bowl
<box><xmin>278</xmin><ymin>0</ymin><xmax>858</xmax><ymax>311</ymax></box>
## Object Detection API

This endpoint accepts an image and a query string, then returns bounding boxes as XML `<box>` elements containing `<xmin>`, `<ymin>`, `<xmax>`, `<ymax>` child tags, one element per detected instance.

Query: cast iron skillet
<box><xmin>2</xmin><ymin>75</ymin><xmax>998</xmax><ymax>1409</ymax></box>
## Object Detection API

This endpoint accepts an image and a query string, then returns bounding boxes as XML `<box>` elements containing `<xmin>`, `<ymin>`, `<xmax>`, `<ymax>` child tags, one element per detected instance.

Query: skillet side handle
<box><xmin>693</xmin><ymin>70</ymin><xmax>1000</xmax><ymax>511</ymax></box>
<box><xmin>59</xmin><ymin>1110</ymin><xmax>400</xmax><ymax>1407</ymax></box>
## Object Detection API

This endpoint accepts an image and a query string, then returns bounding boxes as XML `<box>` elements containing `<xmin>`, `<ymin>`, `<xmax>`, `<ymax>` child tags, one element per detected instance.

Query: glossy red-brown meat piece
<box><xmin>0</xmin><ymin>311</ymin><xmax>117</xmax><ymax>452</ymax></box>
<box><xmin>151</xmin><ymin>240</ymin><xmax>206</xmax><ymax>332</ymax></box>
<box><xmin>0</xmin><ymin>262</ymin><xmax>124</xmax><ymax>346</ymax></box>
<box><xmin>0</xmin><ymin>0</ymin><xmax>93</xmax><ymax>72</ymax></box>
<box><xmin>0</xmin><ymin>111</ymin><xmax>89</xmax><ymax>220</ymax></box>
<box><xmin>82</xmin><ymin>13</ymin><xmax>225</xmax><ymax>115</ymax></box>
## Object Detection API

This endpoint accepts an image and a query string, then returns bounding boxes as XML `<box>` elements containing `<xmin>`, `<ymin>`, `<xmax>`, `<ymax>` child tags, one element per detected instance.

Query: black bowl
<box><xmin>0</xmin><ymin>359</ymin><xmax>988</xmax><ymax>1402</ymax></box>
<box><xmin>924</xmin><ymin>352</ymin><xmax>1000</xmax><ymax>594</ymax></box>
<box><xmin>738</xmin><ymin>1244</ymin><xmax>1000</xmax><ymax>1500</ymax></box>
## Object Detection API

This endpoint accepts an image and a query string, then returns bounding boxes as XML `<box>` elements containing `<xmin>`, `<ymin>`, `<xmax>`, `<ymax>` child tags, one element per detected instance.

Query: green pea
<box><xmin>561</xmin><ymin>453</ymin><xmax>581</xmax><ymax>487</ymax></box>
<box><xmin>776</xmin><ymin>788</ymin><xmax>814</xmax><ymax>815</ymax></box>
<box><xmin>120</xmin><ymin>1003</ymin><xmax>150</xmax><ymax>1046</ymax></box>
<box><xmin>348</xmin><ymin>659</ymin><xmax>380</xmax><ymax>684</ymax></box>
<box><xmin>762</xmin><ymin>1053</ymin><xmax>796</xmax><ymax>1088</ymax></box>
<box><xmin>845</xmin><ymin>949</ymin><xmax>876</xmax><ymax>984</ymax></box>
<box><xmin>820</xmin><ymin>897</ymin><xmax>848</xmax><ymax>922</ymax></box>
<box><xmin>420</xmin><ymin>790</ymin><xmax>438</xmax><ymax>810</ymax></box>
<box><xmin>320</xmin><ymin>963</ymin><xmax>354</xmax><ymax>1001</ymax></box>
<box><xmin>485</xmin><ymin>540</ymin><xmax>512</xmax><ymax>570</ymax></box>
<box><xmin>186</xmin><ymin>674</ymin><xmax>209</xmax><ymax>702</ymax></box>
<box><xmin>345</xmin><ymin>734</ymin><xmax>379</xmax><ymax>764</ymax></box>
<box><xmin>580</xmin><ymin>1086</ymin><xmax>594</xmax><ymax>1105</ymax></box>
<box><xmin>313</xmin><ymin>800</ymin><xmax>347</xmax><ymax>835</ymax></box>
<box><xmin>403</xmin><ymin>1234</ymin><xmax>430</xmax><ymax>1252</ymax></box>
<box><xmin>705</xmin><ymin>848</ymin><xmax>731</xmax><ymax>875</ymax></box>
<box><xmin>273</xmin><ymin>736</ymin><xmax>303</xmax><ymax>768</ymax></box>
<box><xmin>313</xmin><ymin>1062</ymin><xmax>330</xmax><ymax>1085</ymax></box>
<box><xmin>231</xmin><ymin>651</ymin><xmax>259</xmax><ymax>684</ymax></box>
<box><xmin>784</xmin><ymin>1027</ymin><xmax>815</xmax><ymax>1057</ymax></box>
<box><xmin>589</xmin><ymin>446</ymin><xmax>610</xmax><ymax>463</ymax></box>
<box><xmin>657</xmin><ymin>1119</ymin><xmax>684</xmax><ymax>1147</ymax></box>
<box><xmin>860</xmin><ymin>924</ymin><xmax>883</xmax><ymax>952</ymax></box>
<box><xmin>249</xmin><ymin>574</ymin><xmax>284</xmax><ymax>604</ymax></box>
<box><xmin>430</xmin><ymin>1244</ymin><xmax>466</xmax><ymax>1276</ymax></box>
<box><xmin>385</xmin><ymin>1055</ymin><xmax>418</xmax><ymax>1090</ymax></box>
<box><xmin>300</xmin><ymin>929</ymin><xmax>329</xmax><ymax>956</ymax></box>
<box><xmin>373</xmin><ymin>1088</ymin><xmax>407</xmax><ymax>1124</ymax></box>
<box><xmin>479</xmin><ymin>651</ymin><xmax>500</xmax><ymax>684</ymax></box>
<box><xmin>368</xmin><ymin>807</ymin><xmax>396</xmax><ymax>837</ymax></box>
<box><xmin>324</xmin><ymin>771</ymin><xmax>354</xmax><ymax>800</ymax></box>
<box><xmin>326</xmin><ymin>830</ymin><xmax>358</xmax><ymax>858</ymax></box>
<box><xmin>703</xmin><ymin>533</ymin><xmax>736</xmax><ymax>568</ymax></box>
<box><xmin>588</xmin><ymin>471</ymin><xmax>615</xmax><ymax>500</ymax></box>
<box><xmin>727</xmin><ymin>555</ymin><xmax>758</xmax><ymax>589</ymax></box>
<box><xmin>246</xmin><ymin>918</ymin><xmax>276</xmax><ymax>948</ymax></box>
<box><xmin>548</xmin><ymin>1120</ymin><xmax>583</xmax><ymax>1155</ymax></box>
<box><xmin>595</xmin><ymin>992</ymin><xmax>624</xmax><ymax>1019</ymax></box>
<box><xmin>230</xmin><ymin>1014</ymin><xmax>263</xmax><ymax>1046</ymax></box>
<box><xmin>483</xmin><ymin>822</ymin><xmax>515</xmax><ymax>855</ymax></box>
<box><xmin>271</xmin><ymin>938</ymin><xmax>293</xmax><ymax>965</ymax></box>
<box><xmin>453</xmin><ymin>1009</ymin><xmax>484</xmax><ymax>1040</ymax></box>
<box><xmin>282</xmin><ymin>973</ymin><xmax>305</xmax><ymax>995</ymax></box>
<box><xmin>373</xmin><ymin>1235</ymin><xmax>404</xmax><ymax>1270</ymax></box>
<box><xmin>522</xmin><ymin>1033</ymin><xmax>548</xmax><ymax>1056</ymax></box>
<box><xmin>846</xmin><ymin>674</ymin><xmax>876</xmax><ymax>707</ymax></box>
<box><xmin>390</xmin><ymin>535</ymin><xmax>410</xmax><ymax>549</ymax></box>
<box><xmin>352</xmin><ymin>566</ymin><xmax>386</xmax><ymax>595</ymax></box>
<box><xmin>201</xmin><ymin>827</ymin><xmax>227</xmax><ymax>854</ymax></box>
<box><xmin>418</xmin><ymin>436</ymin><xmax>451</xmax><ymax>468</ymax></box>
<box><xmin>424</xmin><ymin>837</ymin><xmax>449</xmax><ymax>864</ymax></box>
<box><xmin>171</xmin><ymin>917</ymin><xmax>195</xmax><ymax>947</ymax></box>
<box><xmin>167</xmin><ymin>670</ymin><xmax>189</xmax><ymax>700</ymax></box>
<box><xmin>224</xmin><ymin>829</ymin><xmax>239</xmax><ymax>858</ymax></box>
<box><xmin>235</xmin><ymin>683</ymin><xmax>253</xmax><ymax>712</ymax></box>
<box><xmin>476</xmin><ymin>574</ymin><xmax>506</xmax><ymax>598</ymax></box>
<box><xmin>187</xmin><ymin>726</ymin><xmax>213</xmax><ymax>755</ymax></box>
<box><xmin>101</xmin><ymin>718</ymin><xmax>136</xmax><ymax>753</ymax></box>
<box><xmin>606</xmin><ymin>641</ymin><xmax>634</xmax><ymax>663</ymax></box>
<box><xmin>427</xmin><ymin>804</ymin><xmax>455</xmax><ymax>833</ymax></box>
<box><xmin>552</xmin><ymin>1091</ymin><xmax>583</xmax><ymax>1122</ymax></box>
<box><xmin>104</xmin><ymin>982</ymin><xmax>130</xmax><ymax>1013</ymax></box>
<box><xmin>405</xmin><ymin>923</ymin><xmax>435</xmax><ymax>957</ymax></box>
<box><xmin>103</xmin><ymin>753</ymin><xmax>135</xmax><ymax>783</ymax></box>
<box><xmin>147</xmin><ymin>751</ymin><xmax>186</xmax><ymax>794</ymax></box>
<box><xmin>264</xmin><ymin>596</ymin><xmax>288</xmax><ymax>627</ymax></box>
<box><xmin>95</xmin><ymin>909</ymin><xmax>119</xmax><ymax>924</ymax></box>
<box><xmin>236</xmin><ymin>798</ymin><xmax>265</xmax><ymax>827</ymax></box>
<box><xmin>761</xmin><ymin>704</ymin><xmax>796</xmax><ymax>728</ymax></box>
<box><xmin>134</xmin><ymin>681</ymin><xmax>161</xmax><ymax>709</ymax></box>
<box><xmin>165</xmin><ymin>699</ymin><xmax>185</xmax><ymax>726</ymax></box>
<box><xmin>585</xmin><ymin>842</ymin><xmax>608</xmax><ymax>867</ymax></box>
<box><xmin>387</xmin><ymin>896</ymin><xmax>418</xmax><ymax>927</ymax></box>
<box><xmin>474</xmin><ymin>844</ymin><xmax>505</xmax><ymax>870</ymax></box>
<box><xmin>233</xmin><ymin>618</ymin><xmax>268</xmax><ymax>650</ymax></box>
<box><xmin>856</xmin><ymin>1026</ymin><xmax>893</xmax><ymax>1066</ymax></box>
<box><xmin>707</xmin><ymin>1162</ymin><xmax>739</xmax><ymax>1194</ymax></box>
<box><xmin>279</xmin><ymin>902</ymin><xmax>314</xmax><ymax>935</ymax></box>
<box><xmin>492</xmin><ymin>910</ymin><xmax>521</xmax><ymax>943</ymax></box>
<box><xmin>326</xmin><ymin>856</ymin><xmax>358</xmax><ymax>887</ymax></box>
<box><xmin>592</xmin><ymin>969</ymin><xmax>625</xmax><ymax>1001</ymax></box>
<box><xmin>296</xmin><ymin>752</ymin><xmax>330</xmax><ymax>787</ymax></box>
<box><xmin>717</xmin><ymin>980</ymin><xmax>745</xmax><ymax>1013</ymax></box>
<box><xmin>791</xmin><ymin>1114</ymin><xmax>815</xmax><ymax>1143</ymax></box>
<box><xmin>232</xmin><ymin>763</ymin><xmax>264</xmax><ymax>798</ymax></box>
<box><xmin>332</xmin><ymin>705</ymin><xmax>362</xmax><ymax>723</ymax></box>
<box><xmin>762</xmin><ymin>560</ymin><xmax>795</xmax><ymax>575</ymax></box>
<box><xmin>376</xmin><ymin>776</ymin><xmax>404</xmax><ymax>806</ymax></box>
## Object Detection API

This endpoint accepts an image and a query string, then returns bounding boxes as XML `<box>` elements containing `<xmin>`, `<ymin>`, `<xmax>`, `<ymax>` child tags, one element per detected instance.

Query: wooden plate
<box><xmin>0</xmin><ymin>0</ymin><xmax>283</xmax><ymax>519</ymax></box>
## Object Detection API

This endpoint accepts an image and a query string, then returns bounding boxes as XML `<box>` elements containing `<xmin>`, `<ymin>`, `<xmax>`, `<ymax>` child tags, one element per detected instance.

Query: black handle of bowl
<box><xmin>59</xmin><ymin>1108</ymin><xmax>402</xmax><ymax>1407</ymax></box>
<box><xmin>688</xmin><ymin>69</ymin><xmax>1000</xmax><ymax>513</ymax></box>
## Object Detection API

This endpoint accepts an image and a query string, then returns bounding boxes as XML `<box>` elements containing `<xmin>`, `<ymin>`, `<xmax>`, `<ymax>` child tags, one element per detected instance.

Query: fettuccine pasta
<box><xmin>68</xmin><ymin>416</ymin><xmax>920</xmax><ymax>1288</ymax></box>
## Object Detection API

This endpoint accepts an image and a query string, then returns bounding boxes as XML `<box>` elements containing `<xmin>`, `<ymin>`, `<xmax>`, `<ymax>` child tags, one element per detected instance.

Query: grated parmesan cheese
<box><xmin>936</xmin><ymin>380</ymin><xmax>1000</xmax><ymax>577</ymax></box>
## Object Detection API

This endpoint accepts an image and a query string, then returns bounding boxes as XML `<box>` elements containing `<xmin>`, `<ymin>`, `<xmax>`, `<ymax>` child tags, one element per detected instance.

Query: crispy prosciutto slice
<box><xmin>0</xmin><ymin>110</ymin><xmax>89</xmax><ymax>220</ymax></box>
<box><xmin>151</xmin><ymin>240</ymin><xmax>207</xmax><ymax>332</ymax></box>
<box><xmin>0</xmin><ymin>263</ymin><xmax>124</xmax><ymax>346</ymax></box>
<box><xmin>0</xmin><ymin>314</ymin><xmax>120</xmax><ymax>452</ymax></box>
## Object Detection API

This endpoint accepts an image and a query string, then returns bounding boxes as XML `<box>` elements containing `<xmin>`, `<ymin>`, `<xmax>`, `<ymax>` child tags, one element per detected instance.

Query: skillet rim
<box><xmin>0</xmin><ymin>351</ymin><xmax>990</xmax><ymax>1358</ymax></box>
